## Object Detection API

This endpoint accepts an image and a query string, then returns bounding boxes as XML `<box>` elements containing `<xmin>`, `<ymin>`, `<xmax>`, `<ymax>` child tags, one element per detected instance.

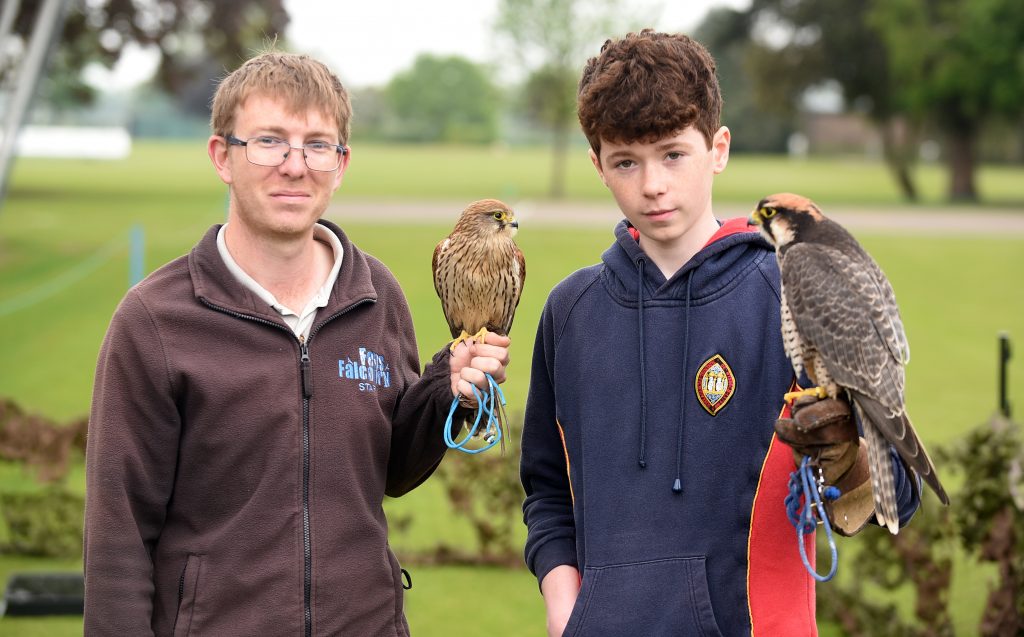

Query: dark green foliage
<box><xmin>429</xmin><ymin>416</ymin><xmax>527</xmax><ymax>567</ymax></box>
<box><xmin>385</xmin><ymin>55</ymin><xmax>500</xmax><ymax>144</ymax></box>
<box><xmin>0</xmin><ymin>488</ymin><xmax>84</xmax><ymax>558</ymax></box>
<box><xmin>819</xmin><ymin>413</ymin><xmax>1024</xmax><ymax>636</ymax></box>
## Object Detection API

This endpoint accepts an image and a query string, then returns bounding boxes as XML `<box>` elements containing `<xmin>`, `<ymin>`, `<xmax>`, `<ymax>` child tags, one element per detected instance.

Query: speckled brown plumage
<box><xmin>751</xmin><ymin>193</ymin><xmax>948</xmax><ymax>535</ymax></box>
<box><xmin>432</xmin><ymin>198</ymin><xmax>526</xmax><ymax>346</ymax></box>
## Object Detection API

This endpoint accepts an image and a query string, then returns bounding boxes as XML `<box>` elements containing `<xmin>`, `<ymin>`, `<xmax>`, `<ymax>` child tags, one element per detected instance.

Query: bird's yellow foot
<box><xmin>470</xmin><ymin>327</ymin><xmax>490</xmax><ymax>342</ymax></box>
<box><xmin>449</xmin><ymin>330</ymin><xmax>472</xmax><ymax>352</ymax></box>
<box><xmin>783</xmin><ymin>386</ymin><xmax>828</xmax><ymax>404</ymax></box>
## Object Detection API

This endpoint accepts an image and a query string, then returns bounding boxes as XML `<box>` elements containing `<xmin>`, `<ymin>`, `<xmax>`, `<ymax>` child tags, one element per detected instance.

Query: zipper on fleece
<box><xmin>200</xmin><ymin>298</ymin><xmax>372</xmax><ymax>636</ymax></box>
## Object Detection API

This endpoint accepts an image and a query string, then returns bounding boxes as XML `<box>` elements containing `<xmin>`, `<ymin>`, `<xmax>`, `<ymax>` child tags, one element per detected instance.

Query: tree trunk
<box><xmin>946</xmin><ymin>127</ymin><xmax>978</xmax><ymax>202</ymax></box>
<box><xmin>549</xmin><ymin>119</ymin><xmax>569</xmax><ymax>199</ymax></box>
<box><xmin>879</xmin><ymin>117</ymin><xmax>919</xmax><ymax>202</ymax></box>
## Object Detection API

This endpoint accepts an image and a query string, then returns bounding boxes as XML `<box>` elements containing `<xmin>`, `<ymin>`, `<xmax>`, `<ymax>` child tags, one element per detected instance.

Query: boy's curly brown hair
<box><xmin>577</xmin><ymin>29</ymin><xmax>722</xmax><ymax>156</ymax></box>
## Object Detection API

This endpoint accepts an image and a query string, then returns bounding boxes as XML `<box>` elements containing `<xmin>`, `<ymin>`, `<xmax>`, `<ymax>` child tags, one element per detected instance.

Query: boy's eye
<box><xmin>666</xmin><ymin>152</ymin><xmax>682</xmax><ymax>160</ymax></box>
<box><xmin>615</xmin><ymin>159</ymin><xmax>635</xmax><ymax>169</ymax></box>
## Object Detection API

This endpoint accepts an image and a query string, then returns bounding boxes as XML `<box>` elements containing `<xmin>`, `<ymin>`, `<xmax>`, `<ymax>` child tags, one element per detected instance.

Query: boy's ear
<box><xmin>711</xmin><ymin>126</ymin><xmax>731</xmax><ymax>175</ymax></box>
<box><xmin>589</xmin><ymin>148</ymin><xmax>608</xmax><ymax>186</ymax></box>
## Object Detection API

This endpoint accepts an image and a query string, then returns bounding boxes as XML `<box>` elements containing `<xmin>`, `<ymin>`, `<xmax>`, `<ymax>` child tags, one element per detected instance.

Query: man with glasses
<box><xmin>83</xmin><ymin>50</ymin><xmax>511</xmax><ymax>636</ymax></box>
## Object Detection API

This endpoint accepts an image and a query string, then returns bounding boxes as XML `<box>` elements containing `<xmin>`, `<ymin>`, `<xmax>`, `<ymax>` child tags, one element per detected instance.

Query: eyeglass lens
<box><xmin>245</xmin><ymin>137</ymin><xmax>341</xmax><ymax>171</ymax></box>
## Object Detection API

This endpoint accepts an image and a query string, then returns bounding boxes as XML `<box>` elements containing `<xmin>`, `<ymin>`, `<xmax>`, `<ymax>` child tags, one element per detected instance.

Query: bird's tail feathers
<box><xmin>858</xmin><ymin>403</ymin><xmax>901</xmax><ymax>535</ymax></box>
<box><xmin>851</xmin><ymin>391</ymin><xmax>949</xmax><ymax>506</ymax></box>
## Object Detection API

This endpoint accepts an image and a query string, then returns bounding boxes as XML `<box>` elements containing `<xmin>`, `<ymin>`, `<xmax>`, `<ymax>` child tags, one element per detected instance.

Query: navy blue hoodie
<box><xmin>520</xmin><ymin>218</ymin><xmax>918</xmax><ymax>636</ymax></box>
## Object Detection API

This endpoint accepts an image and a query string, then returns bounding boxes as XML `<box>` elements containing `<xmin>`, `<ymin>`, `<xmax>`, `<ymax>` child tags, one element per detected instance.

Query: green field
<box><xmin>0</xmin><ymin>142</ymin><xmax>1022</xmax><ymax>635</ymax></box>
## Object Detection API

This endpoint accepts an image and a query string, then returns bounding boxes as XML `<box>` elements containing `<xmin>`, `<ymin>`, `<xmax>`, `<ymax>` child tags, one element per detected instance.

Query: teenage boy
<box><xmin>84</xmin><ymin>51</ymin><xmax>510</xmax><ymax>635</ymax></box>
<box><xmin>519</xmin><ymin>30</ymin><xmax>919</xmax><ymax>636</ymax></box>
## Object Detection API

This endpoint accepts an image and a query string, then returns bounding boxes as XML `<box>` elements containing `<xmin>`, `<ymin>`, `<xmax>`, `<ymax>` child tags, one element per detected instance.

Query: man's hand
<box><xmin>541</xmin><ymin>565</ymin><xmax>580</xmax><ymax>637</ymax></box>
<box><xmin>449</xmin><ymin>332</ymin><xmax>511</xmax><ymax>406</ymax></box>
<box><xmin>774</xmin><ymin>395</ymin><xmax>874</xmax><ymax>536</ymax></box>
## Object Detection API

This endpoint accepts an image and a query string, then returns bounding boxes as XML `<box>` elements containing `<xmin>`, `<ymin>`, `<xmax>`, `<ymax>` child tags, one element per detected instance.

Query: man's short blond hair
<box><xmin>210</xmin><ymin>51</ymin><xmax>352</xmax><ymax>144</ymax></box>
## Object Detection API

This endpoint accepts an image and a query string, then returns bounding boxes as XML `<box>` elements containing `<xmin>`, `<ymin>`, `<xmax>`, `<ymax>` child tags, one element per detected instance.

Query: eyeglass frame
<box><xmin>225</xmin><ymin>134</ymin><xmax>348</xmax><ymax>172</ymax></box>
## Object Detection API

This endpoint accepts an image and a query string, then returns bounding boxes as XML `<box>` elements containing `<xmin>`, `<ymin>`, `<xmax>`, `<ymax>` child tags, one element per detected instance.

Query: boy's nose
<box><xmin>642</xmin><ymin>166</ymin><xmax>668</xmax><ymax>197</ymax></box>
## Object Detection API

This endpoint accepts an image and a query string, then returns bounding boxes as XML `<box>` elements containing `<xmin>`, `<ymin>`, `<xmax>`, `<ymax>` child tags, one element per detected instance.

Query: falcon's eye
<box><xmin>492</xmin><ymin>211</ymin><xmax>505</xmax><ymax>221</ymax></box>
<box><xmin>760</xmin><ymin>206</ymin><xmax>777</xmax><ymax>218</ymax></box>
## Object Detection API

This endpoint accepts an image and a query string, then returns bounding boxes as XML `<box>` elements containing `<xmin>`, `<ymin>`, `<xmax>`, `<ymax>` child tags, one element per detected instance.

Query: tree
<box><xmin>7</xmin><ymin>0</ymin><xmax>289</xmax><ymax>109</ymax></box>
<box><xmin>742</xmin><ymin>0</ymin><xmax>922</xmax><ymax>200</ymax></box>
<box><xmin>385</xmin><ymin>54</ymin><xmax>500</xmax><ymax>144</ymax></box>
<box><xmin>868</xmin><ymin>0</ymin><xmax>1024</xmax><ymax>201</ymax></box>
<box><xmin>494</xmin><ymin>0</ymin><xmax>653</xmax><ymax>198</ymax></box>
<box><xmin>694</xmin><ymin>8</ymin><xmax>792</xmax><ymax>154</ymax></box>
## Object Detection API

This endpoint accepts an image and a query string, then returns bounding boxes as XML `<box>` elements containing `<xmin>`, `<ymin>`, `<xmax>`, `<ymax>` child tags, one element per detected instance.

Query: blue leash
<box><xmin>444</xmin><ymin>373</ymin><xmax>505</xmax><ymax>454</ymax></box>
<box><xmin>785</xmin><ymin>456</ymin><xmax>840</xmax><ymax>582</ymax></box>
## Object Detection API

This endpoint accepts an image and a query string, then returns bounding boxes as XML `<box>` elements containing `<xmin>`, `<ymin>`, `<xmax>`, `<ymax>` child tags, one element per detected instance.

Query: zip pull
<box><xmin>300</xmin><ymin>336</ymin><xmax>313</xmax><ymax>398</ymax></box>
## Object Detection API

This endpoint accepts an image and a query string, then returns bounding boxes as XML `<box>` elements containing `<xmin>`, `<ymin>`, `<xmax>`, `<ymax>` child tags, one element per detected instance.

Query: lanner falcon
<box><xmin>750</xmin><ymin>193</ymin><xmax>949</xmax><ymax>534</ymax></box>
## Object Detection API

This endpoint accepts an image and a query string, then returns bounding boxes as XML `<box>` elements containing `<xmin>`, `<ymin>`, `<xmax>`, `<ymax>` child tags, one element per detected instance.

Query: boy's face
<box><xmin>591</xmin><ymin>125</ymin><xmax>730</xmax><ymax>251</ymax></box>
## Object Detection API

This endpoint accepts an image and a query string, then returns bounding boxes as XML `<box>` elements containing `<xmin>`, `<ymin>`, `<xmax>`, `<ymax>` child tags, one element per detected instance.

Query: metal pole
<box><xmin>999</xmin><ymin>332</ymin><xmax>1011</xmax><ymax>418</ymax></box>
<box><xmin>0</xmin><ymin>0</ymin><xmax>23</xmax><ymax>71</ymax></box>
<box><xmin>0</xmin><ymin>0</ymin><xmax>71</xmax><ymax>208</ymax></box>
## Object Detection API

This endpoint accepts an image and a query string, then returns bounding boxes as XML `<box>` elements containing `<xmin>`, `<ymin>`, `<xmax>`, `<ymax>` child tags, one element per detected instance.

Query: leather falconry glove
<box><xmin>774</xmin><ymin>395</ymin><xmax>874</xmax><ymax>536</ymax></box>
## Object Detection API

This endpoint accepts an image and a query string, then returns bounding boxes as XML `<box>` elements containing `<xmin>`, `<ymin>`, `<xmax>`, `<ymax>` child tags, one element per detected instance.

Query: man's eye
<box><xmin>254</xmin><ymin>136</ymin><xmax>283</xmax><ymax>147</ymax></box>
<box><xmin>306</xmin><ymin>141</ymin><xmax>332</xmax><ymax>152</ymax></box>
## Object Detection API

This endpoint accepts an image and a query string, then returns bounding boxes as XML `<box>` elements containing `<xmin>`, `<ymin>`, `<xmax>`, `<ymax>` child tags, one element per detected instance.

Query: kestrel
<box><xmin>432</xmin><ymin>199</ymin><xmax>525</xmax><ymax>351</ymax></box>
<box><xmin>750</xmin><ymin>193</ymin><xmax>949</xmax><ymax>534</ymax></box>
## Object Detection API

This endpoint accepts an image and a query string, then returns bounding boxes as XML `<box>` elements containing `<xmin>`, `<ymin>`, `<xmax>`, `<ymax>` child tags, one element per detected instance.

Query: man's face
<box><xmin>591</xmin><ymin>125</ymin><xmax>730</xmax><ymax>251</ymax></box>
<box><xmin>207</xmin><ymin>94</ymin><xmax>348</xmax><ymax>241</ymax></box>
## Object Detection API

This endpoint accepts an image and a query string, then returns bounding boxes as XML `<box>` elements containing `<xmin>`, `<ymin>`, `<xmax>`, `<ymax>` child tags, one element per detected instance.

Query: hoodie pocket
<box><xmin>173</xmin><ymin>554</ymin><xmax>203</xmax><ymax>637</ymax></box>
<box><xmin>562</xmin><ymin>557</ymin><xmax>724</xmax><ymax>637</ymax></box>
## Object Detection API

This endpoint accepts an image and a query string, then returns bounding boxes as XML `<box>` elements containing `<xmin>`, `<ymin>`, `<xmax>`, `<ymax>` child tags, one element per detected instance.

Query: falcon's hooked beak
<box><xmin>749</xmin><ymin>202</ymin><xmax>776</xmax><ymax>227</ymax></box>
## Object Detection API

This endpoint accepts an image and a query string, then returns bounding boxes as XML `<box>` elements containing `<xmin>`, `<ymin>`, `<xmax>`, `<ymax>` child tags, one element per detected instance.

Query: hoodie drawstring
<box><xmin>635</xmin><ymin>259</ymin><xmax>693</xmax><ymax>493</ymax></box>
<box><xmin>636</xmin><ymin>257</ymin><xmax>649</xmax><ymax>469</ymax></box>
<box><xmin>673</xmin><ymin>272</ymin><xmax>694</xmax><ymax>494</ymax></box>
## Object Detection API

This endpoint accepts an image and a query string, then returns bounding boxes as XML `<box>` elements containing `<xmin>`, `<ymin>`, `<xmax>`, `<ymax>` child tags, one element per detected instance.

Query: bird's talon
<box><xmin>783</xmin><ymin>386</ymin><xmax>828</xmax><ymax>404</ymax></box>
<box><xmin>449</xmin><ymin>330</ymin><xmax>472</xmax><ymax>353</ymax></box>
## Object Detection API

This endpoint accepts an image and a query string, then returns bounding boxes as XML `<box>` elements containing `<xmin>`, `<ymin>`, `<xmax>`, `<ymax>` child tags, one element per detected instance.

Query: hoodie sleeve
<box><xmin>84</xmin><ymin>290</ymin><xmax>178</xmax><ymax>635</ymax></box>
<box><xmin>520</xmin><ymin>299</ymin><xmax>578</xmax><ymax>586</ymax></box>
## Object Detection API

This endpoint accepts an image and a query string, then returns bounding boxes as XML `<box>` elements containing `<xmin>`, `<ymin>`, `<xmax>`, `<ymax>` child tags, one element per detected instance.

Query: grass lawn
<box><xmin>0</xmin><ymin>141</ymin><xmax>1022</xmax><ymax>634</ymax></box>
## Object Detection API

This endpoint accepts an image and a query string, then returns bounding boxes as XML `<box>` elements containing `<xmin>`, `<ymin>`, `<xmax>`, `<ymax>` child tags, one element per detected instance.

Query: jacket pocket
<box><xmin>173</xmin><ymin>554</ymin><xmax>203</xmax><ymax>637</ymax></box>
<box><xmin>562</xmin><ymin>557</ymin><xmax>724</xmax><ymax>637</ymax></box>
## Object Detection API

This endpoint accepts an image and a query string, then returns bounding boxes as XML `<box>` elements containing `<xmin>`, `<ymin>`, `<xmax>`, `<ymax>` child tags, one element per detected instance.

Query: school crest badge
<box><xmin>695</xmin><ymin>354</ymin><xmax>735</xmax><ymax>416</ymax></box>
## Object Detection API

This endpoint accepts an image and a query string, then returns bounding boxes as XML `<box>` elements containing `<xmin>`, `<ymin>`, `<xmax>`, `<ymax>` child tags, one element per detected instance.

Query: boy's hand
<box><xmin>448</xmin><ymin>332</ymin><xmax>511</xmax><ymax>406</ymax></box>
<box><xmin>541</xmin><ymin>565</ymin><xmax>580</xmax><ymax>637</ymax></box>
<box><xmin>774</xmin><ymin>395</ymin><xmax>875</xmax><ymax>536</ymax></box>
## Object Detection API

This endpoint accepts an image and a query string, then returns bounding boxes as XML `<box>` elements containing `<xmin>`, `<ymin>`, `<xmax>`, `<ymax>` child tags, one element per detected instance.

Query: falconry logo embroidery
<box><xmin>695</xmin><ymin>354</ymin><xmax>736</xmax><ymax>416</ymax></box>
<box><xmin>338</xmin><ymin>347</ymin><xmax>391</xmax><ymax>393</ymax></box>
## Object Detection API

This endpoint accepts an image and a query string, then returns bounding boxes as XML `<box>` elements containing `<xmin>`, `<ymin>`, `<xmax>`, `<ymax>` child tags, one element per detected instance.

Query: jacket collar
<box><xmin>188</xmin><ymin>220</ymin><xmax>378</xmax><ymax>323</ymax></box>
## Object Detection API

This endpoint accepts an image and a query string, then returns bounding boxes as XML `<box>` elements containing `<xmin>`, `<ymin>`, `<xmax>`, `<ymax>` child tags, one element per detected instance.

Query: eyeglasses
<box><xmin>226</xmin><ymin>134</ymin><xmax>347</xmax><ymax>172</ymax></box>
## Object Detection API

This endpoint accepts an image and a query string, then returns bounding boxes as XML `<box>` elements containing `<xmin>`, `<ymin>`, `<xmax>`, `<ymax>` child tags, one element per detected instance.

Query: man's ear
<box><xmin>711</xmin><ymin>126</ymin><xmax>731</xmax><ymax>175</ymax></box>
<box><xmin>588</xmin><ymin>148</ymin><xmax>608</xmax><ymax>187</ymax></box>
<box><xmin>208</xmin><ymin>135</ymin><xmax>233</xmax><ymax>185</ymax></box>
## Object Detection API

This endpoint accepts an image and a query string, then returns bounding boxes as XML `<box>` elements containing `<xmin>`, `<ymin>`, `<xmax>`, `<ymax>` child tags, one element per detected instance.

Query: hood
<box><xmin>601</xmin><ymin>217</ymin><xmax>771</xmax><ymax>307</ymax></box>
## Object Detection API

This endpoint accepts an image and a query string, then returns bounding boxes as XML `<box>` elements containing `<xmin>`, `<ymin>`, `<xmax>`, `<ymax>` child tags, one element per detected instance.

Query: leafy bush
<box><xmin>0</xmin><ymin>488</ymin><xmax>84</xmax><ymax>558</ymax></box>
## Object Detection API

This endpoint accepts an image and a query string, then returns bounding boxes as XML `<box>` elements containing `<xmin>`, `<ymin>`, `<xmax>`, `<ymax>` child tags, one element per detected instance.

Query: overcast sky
<box><xmin>289</xmin><ymin>0</ymin><xmax>750</xmax><ymax>88</ymax></box>
<box><xmin>90</xmin><ymin>0</ymin><xmax>750</xmax><ymax>90</ymax></box>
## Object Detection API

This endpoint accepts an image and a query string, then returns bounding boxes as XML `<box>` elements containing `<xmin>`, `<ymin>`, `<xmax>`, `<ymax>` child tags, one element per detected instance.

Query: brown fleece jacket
<box><xmin>84</xmin><ymin>221</ymin><xmax>465</xmax><ymax>636</ymax></box>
